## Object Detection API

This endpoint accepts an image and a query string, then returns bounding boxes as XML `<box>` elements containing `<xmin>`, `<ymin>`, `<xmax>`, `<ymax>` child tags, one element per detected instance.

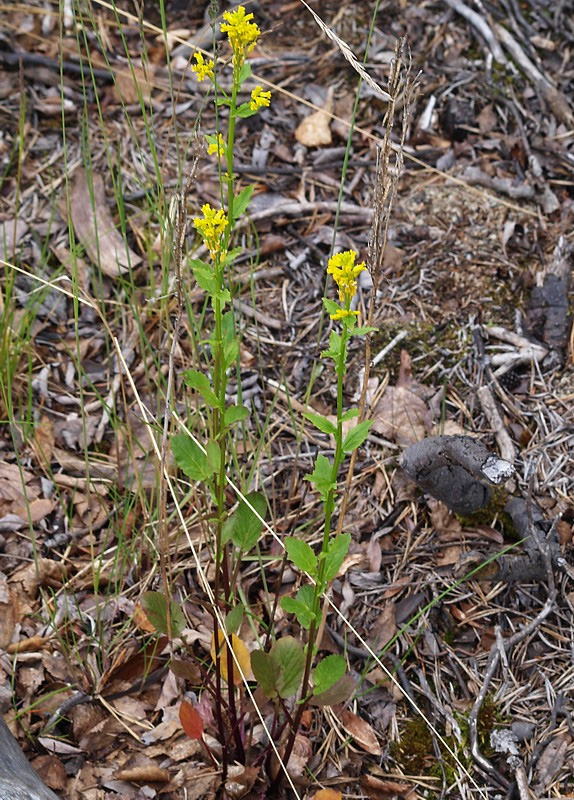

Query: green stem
<box><xmin>271</xmin><ymin>322</ymin><xmax>350</xmax><ymax>791</ymax></box>
<box><xmin>226</xmin><ymin>65</ymin><xmax>239</xmax><ymax>231</ymax></box>
<box><xmin>212</xmin><ymin>59</ymin><xmax>247</xmax><ymax>768</ymax></box>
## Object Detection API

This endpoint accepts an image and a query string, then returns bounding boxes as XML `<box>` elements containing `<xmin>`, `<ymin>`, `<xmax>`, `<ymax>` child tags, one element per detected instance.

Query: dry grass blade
<box><xmin>297</xmin><ymin>0</ymin><xmax>391</xmax><ymax>102</ymax></box>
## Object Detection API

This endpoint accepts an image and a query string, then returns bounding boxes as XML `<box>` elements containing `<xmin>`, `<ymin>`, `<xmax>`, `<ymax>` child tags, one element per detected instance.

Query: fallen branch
<box><xmin>442</xmin><ymin>0</ymin><xmax>508</xmax><ymax>64</ymax></box>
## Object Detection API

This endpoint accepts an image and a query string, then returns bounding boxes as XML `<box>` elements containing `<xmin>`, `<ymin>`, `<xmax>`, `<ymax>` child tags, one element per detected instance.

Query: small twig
<box><xmin>477</xmin><ymin>385</ymin><xmax>517</xmax><ymax>463</ymax></box>
<box><xmin>442</xmin><ymin>0</ymin><xmax>508</xmax><ymax>64</ymax></box>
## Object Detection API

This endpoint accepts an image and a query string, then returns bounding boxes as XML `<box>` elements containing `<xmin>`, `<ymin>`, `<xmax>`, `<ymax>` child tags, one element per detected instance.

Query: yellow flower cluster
<box><xmin>250</xmin><ymin>85</ymin><xmax>271</xmax><ymax>111</ymax></box>
<box><xmin>327</xmin><ymin>250</ymin><xmax>366</xmax><ymax>320</ymax></box>
<box><xmin>207</xmin><ymin>133</ymin><xmax>226</xmax><ymax>158</ymax></box>
<box><xmin>221</xmin><ymin>5</ymin><xmax>260</xmax><ymax>65</ymax></box>
<box><xmin>194</xmin><ymin>204</ymin><xmax>228</xmax><ymax>260</ymax></box>
<box><xmin>191</xmin><ymin>51</ymin><xmax>214</xmax><ymax>82</ymax></box>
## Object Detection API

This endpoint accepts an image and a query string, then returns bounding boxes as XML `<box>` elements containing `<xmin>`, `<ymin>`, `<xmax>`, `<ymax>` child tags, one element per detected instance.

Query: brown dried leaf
<box><xmin>7</xmin><ymin>635</ymin><xmax>51</xmax><ymax>654</ymax></box>
<box><xmin>51</xmin><ymin>244</ymin><xmax>90</xmax><ymax>291</ymax></box>
<box><xmin>141</xmin><ymin>706</ymin><xmax>182</xmax><ymax>745</ymax></box>
<box><xmin>436</xmin><ymin>544</ymin><xmax>463</xmax><ymax>566</ymax></box>
<box><xmin>533</xmin><ymin>734</ymin><xmax>570</xmax><ymax>792</ymax></box>
<box><xmin>30</xmin><ymin>415</ymin><xmax>55</xmax><ymax>467</ymax></box>
<box><xmin>224</xmin><ymin>764</ymin><xmax>260</xmax><ymax>798</ymax></box>
<box><xmin>13</xmin><ymin>498</ymin><xmax>53</xmax><ymax>524</ymax></box>
<box><xmin>340</xmin><ymin>709</ymin><xmax>382</xmax><ymax>756</ymax></box>
<box><xmin>428</xmin><ymin>499</ymin><xmax>462</xmax><ymax>535</ymax></box>
<box><xmin>113</xmin><ymin>63</ymin><xmax>156</xmax><ymax>105</ymax></box>
<box><xmin>9</xmin><ymin>558</ymin><xmax>66</xmax><ymax>597</ymax></box>
<box><xmin>30</xmin><ymin>754</ymin><xmax>67</xmax><ymax>792</ymax></box>
<box><xmin>374</xmin><ymin>602</ymin><xmax>396</xmax><ymax>651</ymax></box>
<box><xmin>360</xmin><ymin>774</ymin><xmax>412</xmax><ymax>798</ymax></box>
<box><xmin>67</xmin><ymin>168</ymin><xmax>141</xmax><ymax>277</ymax></box>
<box><xmin>372</xmin><ymin>352</ymin><xmax>432</xmax><ymax>445</ymax></box>
<box><xmin>170</xmin><ymin>658</ymin><xmax>201</xmax><ymax>684</ymax></box>
<box><xmin>286</xmin><ymin>733</ymin><xmax>312</xmax><ymax>783</ymax></box>
<box><xmin>477</xmin><ymin>103</ymin><xmax>498</xmax><ymax>134</ymax></box>
<box><xmin>295</xmin><ymin>90</ymin><xmax>333</xmax><ymax>147</ymax></box>
<box><xmin>0</xmin><ymin>218</ymin><xmax>27</xmax><ymax>261</ymax></box>
<box><xmin>0</xmin><ymin>461</ymin><xmax>40</xmax><ymax>508</ymax></box>
<box><xmin>114</xmin><ymin>764</ymin><xmax>170</xmax><ymax>784</ymax></box>
<box><xmin>270</xmin><ymin>733</ymin><xmax>312</xmax><ymax>783</ymax></box>
<box><xmin>372</xmin><ymin>385</ymin><xmax>432</xmax><ymax>445</ymax></box>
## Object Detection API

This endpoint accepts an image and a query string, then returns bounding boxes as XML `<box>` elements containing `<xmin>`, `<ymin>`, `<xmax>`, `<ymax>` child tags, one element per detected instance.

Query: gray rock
<box><xmin>0</xmin><ymin>717</ymin><xmax>59</xmax><ymax>800</ymax></box>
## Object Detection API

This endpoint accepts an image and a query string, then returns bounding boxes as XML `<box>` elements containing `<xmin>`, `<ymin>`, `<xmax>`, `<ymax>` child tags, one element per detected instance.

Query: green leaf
<box><xmin>221</xmin><ymin>513</ymin><xmax>235</xmax><ymax>546</ymax></box>
<box><xmin>322</xmin><ymin>298</ymin><xmax>340</xmax><ymax>316</ymax></box>
<box><xmin>188</xmin><ymin>258</ymin><xmax>211</xmax><ymax>271</ymax></box>
<box><xmin>323</xmin><ymin>532</ymin><xmax>351</xmax><ymax>582</ymax></box>
<box><xmin>183</xmin><ymin>370</ymin><xmax>220</xmax><ymax>409</ymax></box>
<box><xmin>237</xmin><ymin>61</ymin><xmax>252</xmax><ymax>86</ymax></box>
<box><xmin>172</xmin><ymin>434</ymin><xmax>212</xmax><ymax>481</ymax></box>
<box><xmin>221</xmin><ymin>311</ymin><xmax>235</xmax><ymax>339</ymax></box>
<box><xmin>321</xmin><ymin>330</ymin><xmax>342</xmax><ymax>362</ymax></box>
<box><xmin>223</xmin><ymin>339</ymin><xmax>239</xmax><ymax>370</ymax></box>
<box><xmin>141</xmin><ymin>591</ymin><xmax>185</xmax><ymax>638</ymax></box>
<box><xmin>342</xmin><ymin>419</ymin><xmax>373</xmax><ymax>453</ymax></box>
<box><xmin>235</xmin><ymin>104</ymin><xmax>258</xmax><ymax>119</ymax></box>
<box><xmin>281</xmin><ymin>585</ymin><xmax>316</xmax><ymax>629</ymax></box>
<box><xmin>206</xmin><ymin>440</ymin><xmax>221</xmax><ymax>473</ymax></box>
<box><xmin>305</xmin><ymin>454</ymin><xmax>335</xmax><ymax>502</ymax></box>
<box><xmin>213</xmin><ymin>286</ymin><xmax>232</xmax><ymax>306</ymax></box>
<box><xmin>285</xmin><ymin>537</ymin><xmax>317</xmax><ymax>576</ymax></box>
<box><xmin>232</xmin><ymin>184</ymin><xmax>255</xmax><ymax>218</ymax></box>
<box><xmin>311</xmin><ymin>674</ymin><xmax>355</xmax><ymax>707</ymax></box>
<box><xmin>225</xmin><ymin>604</ymin><xmax>244</xmax><ymax>635</ymax></box>
<box><xmin>273</xmin><ymin>637</ymin><xmax>305</xmax><ymax>699</ymax></box>
<box><xmin>342</xmin><ymin>408</ymin><xmax>360</xmax><ymax>422</ymax></box>
<box><xmin>251</xmin><ymin>649</ymin><xmax>277</xmax><ymax>699</ymax></box>
<box><xmin>190</xmin><ymin>260</ymin><xmax>216</xmax><ymax>295</ymax></box>
<box><xmin>224</xmin><ymin>405</ymin><xmax>250</xmax><ymax>427</ymax></box>
<box><xmin>280</xmin><ymin>597</ymin><xmax>314</xmax><ymax>629</ymax></box>
<box><xmin>223</xmin><ymin>246</ymin><xmax>242</xmax><ymax>266</ymax></box>
<box><xmin>313</xmin><ymin>654</ymin><xmax>347</xmax><ymax>695</ymax></box>
<box><xmin>303</xmin><ymin>411</ymin><xmax>337</xmax><ymax>436</ymax></box>
<box><xmin>230</xmin><ymin>491</ymin><xmax>267</xmax><ymax>552</ymax></box>
<box><xmin>352</xmin><ymin>325</ymin><xmax>378</xmax><ymax>336</ymax></box>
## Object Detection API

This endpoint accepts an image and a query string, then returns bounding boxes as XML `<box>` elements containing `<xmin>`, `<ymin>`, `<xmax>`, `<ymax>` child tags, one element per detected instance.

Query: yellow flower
<box><xmin>194</xmin><ymin>204</ymin><xmax>228</xmax><ymax>259</ymax></box>
<box><xmin>207</xmin><ymin>133</ymin><xmax>226</xmax><ymax>158</ymax></box>
<box><xmin>220</xmin><ymin>5</ymin><xmax>260</xmax><ymax>65</ymax></box>
<box><xmin>327</xmin><ymin>250</ymin><xmax>366</xmax><ymax>305</ymax></box>
<box><xmin>191</xmin><ymin>51</ymin><xmax>214</xmax><ymax>82</ymax></box>
<box><xmin>329</xmin><ymin>307</ymin><xmax>359</xmax><ymax>321</ymax></box>
<box><xmin>249</xmin><ymin>85</ymin><xmax>271</xmax><ymax>111</ymax></box>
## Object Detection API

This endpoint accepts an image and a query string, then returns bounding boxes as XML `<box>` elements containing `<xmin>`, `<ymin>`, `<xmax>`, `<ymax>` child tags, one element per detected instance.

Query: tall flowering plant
<box><xmin>156</xmin><ymin>6</ymin><xmax>377</xmax><ymax>790</ymax></box>
<box><xmin>168</xmin><ymin>5</ymin><xmax>272</xmax><ymax>781</ymax></box>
